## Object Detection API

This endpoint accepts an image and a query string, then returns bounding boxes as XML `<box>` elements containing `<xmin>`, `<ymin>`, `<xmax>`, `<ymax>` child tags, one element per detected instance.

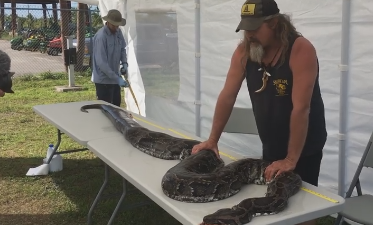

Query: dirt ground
<box><xmin>0</xmin><ymin>40</ymin><xmax>66</xmax><ymax>77</ymax></box>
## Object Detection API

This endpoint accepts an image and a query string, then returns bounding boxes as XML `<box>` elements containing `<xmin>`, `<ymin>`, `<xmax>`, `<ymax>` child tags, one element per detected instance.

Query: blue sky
<box><xmin>3</xmin><ymin>2</ymin><xmax>78</xmax><ymax>8</ymax></box>
<box><xmin>2</xmin><ymin>2</ymin><xmax>98</xmax><ymax>18</ymax></box>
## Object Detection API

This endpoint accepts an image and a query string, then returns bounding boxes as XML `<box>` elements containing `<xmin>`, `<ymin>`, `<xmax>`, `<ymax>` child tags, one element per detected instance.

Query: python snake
<box><xmin>80</xmin><ymin>103</ymin><xmax>302</xmax><ymax>225</ymax></box>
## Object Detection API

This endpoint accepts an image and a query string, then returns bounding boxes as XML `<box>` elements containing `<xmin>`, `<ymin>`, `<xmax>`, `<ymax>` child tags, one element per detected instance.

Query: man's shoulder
<box><xmin>116</xmin><ymin>29</ymin><xmax>126</xmax><ymax>42</ymax></box>
<box><xmin>289</xmin><ymin>36</ymin><xmax>318</xmax><ymax>74</ymax></box>
<box><xmin>94</xmin><ymin>27</ymin><xmax>107</xmax><ymax>39</ymax></box>
<box><xmin>292</xmin><ymin>36</ymin><xmax>316</xmax><ymax>56</ymax></box>
<box><xmin>232</xmin><ymin>41</ymin><xmax>246</xmax><ymax>61</ymax></box>
<box><xmin>98</xmin><ymin>27</ymin><xmax>107</xmax><ymax>34</ymax></box>
<box><xmin>117</xmin><ymin>28</ymin><xmax>124</xmax><ymax>35</ymax></box>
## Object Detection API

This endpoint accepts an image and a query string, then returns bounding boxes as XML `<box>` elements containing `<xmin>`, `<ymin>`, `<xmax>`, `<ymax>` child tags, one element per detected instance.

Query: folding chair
<box><xmin>334</xmin><ymin>131</ymin><xmax>373</xmax><ymax>225</ymax></box>
<box><xmin>223</xmin><ymin>107</ymin><xmax>258</xmax><ymax>135</ymax></box>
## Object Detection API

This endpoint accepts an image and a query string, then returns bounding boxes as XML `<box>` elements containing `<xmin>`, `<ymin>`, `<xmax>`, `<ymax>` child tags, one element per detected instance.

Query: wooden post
<box><xmin>76</xmin><ymin>3</ymin><xmax>86</xmax><ymax>71</ymax></box>
<box><xmin>52</xmin><ymin>3</ymin><xmax>58</xmax><ymax>24</ymax></box>
<box><xmin>85</xmin><ymin>5</ymin><xmax>90</xmax><ymax>27</ymax></box>
<box><xmin>66</xmin><ymin>0</ymin><xmax>71</xmax><ymax>23</ymax></box>
<box><xmin>11</xmin><ymin>0</ymin><xmax>16</xmax><ymax>37</ymax></box>
<box><xmin>42</xmin><ymin>3</ymin><xmax>47</xmax><ymax>27</ymax></box>
<box><xmin>0</xmin><ymin>1</ymin><xmax>4</xmax><ymax>33</ymax></box>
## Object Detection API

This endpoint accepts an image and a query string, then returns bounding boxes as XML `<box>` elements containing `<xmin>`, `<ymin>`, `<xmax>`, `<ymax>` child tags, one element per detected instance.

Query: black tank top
<box><xmin>245</xmin><ymin>34</ymin><xmax>327</xmax><ymax>161</ymax></box>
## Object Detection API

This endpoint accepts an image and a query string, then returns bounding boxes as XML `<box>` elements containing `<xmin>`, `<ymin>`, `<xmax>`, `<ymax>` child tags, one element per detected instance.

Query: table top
<box><xmin>33</xmin><ymin>100</ymin><xmax>123</xmax><ymax>146</ymax></box>
<box><xmin>85</xmin><ymin>104</ymin><xmax>345</xmax><ymax>225</ymax></box>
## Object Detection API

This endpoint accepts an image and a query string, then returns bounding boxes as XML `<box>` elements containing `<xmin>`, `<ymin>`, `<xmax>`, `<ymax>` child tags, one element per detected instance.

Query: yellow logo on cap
<box><xmin>241</xmin><ymin>3</ymin><xmax>255</xmax><ymax>16</ymax></box>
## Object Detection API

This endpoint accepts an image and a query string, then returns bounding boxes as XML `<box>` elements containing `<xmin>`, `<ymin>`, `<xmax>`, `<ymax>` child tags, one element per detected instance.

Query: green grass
<box><xmin>0</xmin><ymin>32</ymin><xmax>13</xmax><ymax>41</ymax></box>
<box><xmin>0</xmin><ymin>73</ymin><xmax>341</xmax><ymax>225</ymax></box>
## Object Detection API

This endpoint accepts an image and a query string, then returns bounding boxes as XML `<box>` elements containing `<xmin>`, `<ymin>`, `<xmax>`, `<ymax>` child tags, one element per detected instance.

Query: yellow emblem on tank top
<box><xmin>273</xmin><ymin>79</ymin><xmax>289</xmax><ymax>96</ymax></box>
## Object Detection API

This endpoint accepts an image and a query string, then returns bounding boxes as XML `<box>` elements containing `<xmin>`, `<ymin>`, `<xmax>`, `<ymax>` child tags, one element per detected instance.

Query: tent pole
<box><xmin>195</xmin><ymin>0</ymin><xmax>201</xmax><ymax>137</ymax></box>
<box><xmin>338</xmin><ymin>0</ymin><xmax>352</xmax><ymax>197</ymax></box>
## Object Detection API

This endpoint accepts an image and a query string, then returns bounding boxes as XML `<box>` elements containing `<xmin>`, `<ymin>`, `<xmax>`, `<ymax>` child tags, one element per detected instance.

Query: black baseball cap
<box><xmin>235</xmin><ymin>0</ymin><xmax>280</xmax><ymax>32</ymax></box>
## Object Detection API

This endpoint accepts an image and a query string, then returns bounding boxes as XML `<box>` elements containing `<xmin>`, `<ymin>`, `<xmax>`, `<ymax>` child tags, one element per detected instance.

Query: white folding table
<box><xmin>33</xmin><ymin>100</ymin><xmax>122</xmax><ymax>163</ymax></box>
<box><xmin>86</xmin><ymin>118</ymin><xmax>345</xmax><ymax>225</ymax></box>
<box><xmin>33</xmin><ymin>101</ymin><xmax>345</xmax><ymax>225</ymax></box>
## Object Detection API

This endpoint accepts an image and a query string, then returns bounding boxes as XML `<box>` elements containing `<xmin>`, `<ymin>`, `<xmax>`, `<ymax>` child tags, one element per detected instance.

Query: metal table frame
<box><xmin>87</xmin><ymin>163</ymin><xmax>153</xmax><ymax>225</ymax></box>
<box><xmin>45</xmin><ymin>129</ymin><xmax>89</xmax><ymax>164</ymax></box>
<box><xmin>44</xmin><ymin>129</ymin><xmax>152</xmax><ymax>225</ymax></box>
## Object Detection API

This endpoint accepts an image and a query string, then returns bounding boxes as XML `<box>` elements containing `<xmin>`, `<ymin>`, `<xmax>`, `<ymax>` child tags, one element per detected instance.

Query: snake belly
<box><xmin>80</xmin><ymin>104</ymin><xmax>302</xmax><ymax>225</ymax></box>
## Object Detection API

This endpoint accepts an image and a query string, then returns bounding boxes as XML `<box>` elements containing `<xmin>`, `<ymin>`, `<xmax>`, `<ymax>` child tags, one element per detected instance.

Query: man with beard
<box><xmin>0</xmin><ymin>49</ymin><xmax>15</xmax><ymax>97</ymax></box>
<box><xmin>192</xmin><ymin>1</ymin><xmax>327</xmax><ymax>224</ymax></box>
<box><xmin>91</xmin><ymin>9</ymin><xmax>129</xmax><ymax>107</ymax></box>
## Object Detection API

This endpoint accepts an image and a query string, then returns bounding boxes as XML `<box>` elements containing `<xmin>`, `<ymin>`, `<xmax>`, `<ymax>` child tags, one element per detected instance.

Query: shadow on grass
<box><xmin>0</xmin><ymin>157</ymin><xmax>182</xmax><ymax>225</ymax></box>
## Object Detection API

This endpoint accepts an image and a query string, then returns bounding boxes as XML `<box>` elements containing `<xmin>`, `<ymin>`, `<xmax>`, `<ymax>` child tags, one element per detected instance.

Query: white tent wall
<box><xmin>73</xmin><ymin>0</ymin><xmax>373</xmax><ymax>196</ymax></box>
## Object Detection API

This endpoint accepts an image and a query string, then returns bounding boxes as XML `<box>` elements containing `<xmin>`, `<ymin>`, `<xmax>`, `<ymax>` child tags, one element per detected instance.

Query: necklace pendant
<box><xmin>258</xmin><ymin>68</ymin><xmax>263</xmax><ymax>71</ymax></box>
<box><xmin>265</xmin><ymin>71</ymin><xmax>271</xmax><ymax>77</ymax></box>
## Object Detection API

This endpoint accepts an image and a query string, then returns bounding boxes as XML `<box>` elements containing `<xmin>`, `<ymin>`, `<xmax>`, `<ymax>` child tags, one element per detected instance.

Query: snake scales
<box><xmin>81</xmin><ymin>103</ymin><xmax>302</xmax><ymax>225</ymax></box>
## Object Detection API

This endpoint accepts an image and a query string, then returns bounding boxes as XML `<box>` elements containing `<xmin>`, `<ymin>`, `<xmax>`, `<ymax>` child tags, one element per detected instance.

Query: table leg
<box><xmin>87</xmin><ymin>162</ymin><xmax>153</xmax><ymax>225</ymax></box>
<box><xmin>334</xmin><ymin>215</ymin><xmax>343</xmax><ymax>225</ymax></box>
<box><xmin>107</xmin><ymin>179</ymin><xmax>127</xmax><ymax>225</ymax></box>
<box><xmin>45</xmin><ymin>128</ymin><xmax>89</xmax><ymax>164</ymax></box>
<box><xmin>87</xmin><ymin>163</ymin><xmax>110</xmax><ymax>225</ymax></box>
<box><xmin>107</xmin><ymin>178</ymin><xmax>153</xmax><ymax>225</ymax></box>
<box><xmin>45</xmin><ymin>129</ymin><xmax>62</xmax><ymax>164</ymax></box>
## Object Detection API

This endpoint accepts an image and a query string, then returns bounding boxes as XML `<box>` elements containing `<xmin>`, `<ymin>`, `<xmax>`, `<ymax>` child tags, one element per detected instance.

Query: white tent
<box><xmin>73</xmin><ymin>0</ymin><xmax>373</xmax><ymax>197</ymax></box>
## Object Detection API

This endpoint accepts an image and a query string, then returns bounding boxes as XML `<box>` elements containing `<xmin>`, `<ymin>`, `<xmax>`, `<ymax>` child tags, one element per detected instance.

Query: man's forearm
<box><xmin>208</xmin><ymin>93</ymin><xmax>236</xmax><ymax>142</ymax></box>
<box><xmin>120</xmin><ymin>49</ymin><xmax>127</xmax><ymax>65</ymax></box>
<box><xmin>120</xmin><ymin>33</ymin><xmax>127</xmax><ymax>64</ymax></box>
<box><xmin>286</xmin><ymin>109</ymin><xmax>309</xmax><ymax>163</ymax></box>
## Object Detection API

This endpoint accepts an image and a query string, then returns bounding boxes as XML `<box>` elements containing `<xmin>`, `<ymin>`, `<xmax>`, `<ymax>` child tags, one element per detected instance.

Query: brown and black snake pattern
<box><xmin>80</xmin><ymin>104</ymin><xmax>303</xmax><ymax>225</ymax></box>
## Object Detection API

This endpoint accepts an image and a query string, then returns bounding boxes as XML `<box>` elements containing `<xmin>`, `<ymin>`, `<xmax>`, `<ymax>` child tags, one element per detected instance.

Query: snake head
<box><xmin>202</xmin><ymin>207</ymin><xmax>253</xmax><ymax>225</ymax></box>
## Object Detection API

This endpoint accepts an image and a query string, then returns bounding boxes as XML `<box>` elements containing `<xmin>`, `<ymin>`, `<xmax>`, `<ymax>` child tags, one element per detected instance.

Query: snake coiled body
<box><xmin>81</xmin><ymin>104</ymin><xmax>302</xmax><ymax>225</ymax></box>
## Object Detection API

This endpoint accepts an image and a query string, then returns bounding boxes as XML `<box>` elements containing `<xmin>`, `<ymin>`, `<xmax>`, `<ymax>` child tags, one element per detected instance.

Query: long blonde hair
<box><xmin>240</xmin><ymin>13</ymin><xmax>302</xmax><ymax>69</ymax></box>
